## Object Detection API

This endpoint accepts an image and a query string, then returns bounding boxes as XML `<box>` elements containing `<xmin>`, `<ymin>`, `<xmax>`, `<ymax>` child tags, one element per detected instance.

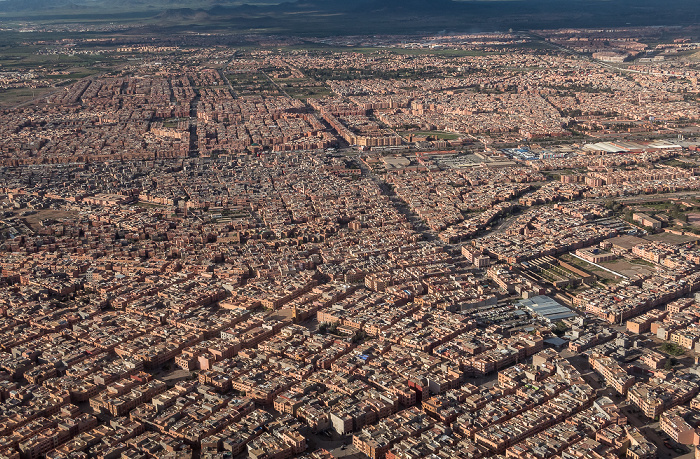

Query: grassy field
<box><xmin>387</xmin><ymin>48</ymin><xmax>493</xmax><ymax>57</ymax></box>
<box><xmin>270</xmin><ymin>76</ymin><xmax>334</xmax><ymax>99</ymax></box>
<box><xmin>279</xmin><ymin>44</ymin><xmax>495</xmax><ymax>58</ymax></box>
<box><xmin>406</xmin><ymin>130</ymin><xmax>461</xmax><ymax>140</ymax></box>
<box><xmin>560</xmin><ymin>253</ymin><xmax>620</xmax><ymax>281</ymax></box>
<box><xmin>0</xmin><ymin>87</ymin><xmax>55</xmax><ymax>108</ymax></box>
<box><xmin>285</xmin><ymin>86</ymin><xmax>333</xmax><ymax>99</ymax></box>
<box><xmin>0</xmin><ymin>44</ymin><xmax>123</xmax><ymax>106</ymax></box>
<box><xmin>0</xmin><ymin>45</ymin><xmax>120</xmax><ymax>70</ymax></box>
<box><xmin>162</xmin><ymin>118</ymin><xmax>190</xmax><ymax>127</ymax></box>
<box><xmin>227</xmin><ymin>72</ymin><xmax>280</xmax><ymax>95</ymax></box>
<box><xmin>45</xmin><ymin>69</ymin><xmax>100</xmax><ymax>80</ymax></box>
<box><xmin>662</xmin><ymin>158</ymin><xmax>698</xmax><ymax>169</ymax></box>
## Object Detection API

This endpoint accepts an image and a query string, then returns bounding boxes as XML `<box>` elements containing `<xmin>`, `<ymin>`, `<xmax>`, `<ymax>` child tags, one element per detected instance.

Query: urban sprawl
<box><xmin>0</xmin><ymin>27</ymin><xmax>700</xmax><ymax>459</ymax></box>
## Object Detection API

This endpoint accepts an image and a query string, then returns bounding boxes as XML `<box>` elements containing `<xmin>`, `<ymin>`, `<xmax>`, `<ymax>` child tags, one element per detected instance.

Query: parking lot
<box><xmin>467</xmin><ymin>302</ymin><xmax>533</xmax><ymax>328</ymax></box>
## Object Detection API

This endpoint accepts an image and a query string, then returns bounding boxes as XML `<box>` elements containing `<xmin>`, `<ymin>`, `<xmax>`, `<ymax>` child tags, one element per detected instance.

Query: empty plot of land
<box><xmin>686</xmin><ymin>213</ymin><xmax>700</xmax><ymax>228</ymax></box>
<box><xmin>644</xmin><ymin>232</ymin><xmax>699</xmax><ymax>244</ymax></box>
<box><xmin>21</xmin><ymin>208</ymin><xmax>78</xmax><ymax>231</ymax></box>
<box><xmin>607</xmin><ymin>234</ymin><xmax>647</xmax><ymax>250</ymax></box>
<box><xmin>600</xmin><ymin>258</ymin><xmax>658</xmax><ymax>278</ymax></box>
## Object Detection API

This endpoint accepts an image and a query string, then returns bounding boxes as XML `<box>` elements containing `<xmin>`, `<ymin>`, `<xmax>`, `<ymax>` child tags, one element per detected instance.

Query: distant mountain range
<box><xmin>0</xmin><ymin>0</ymin><xmax>698</xmax><ymax>35</ymax></box>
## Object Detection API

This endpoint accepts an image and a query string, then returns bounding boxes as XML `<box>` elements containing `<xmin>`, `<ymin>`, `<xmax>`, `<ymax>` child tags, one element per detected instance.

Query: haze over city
<box><xmin>0</xmin><ymin>2</ymin><xmax>698</xmax><ymax>459</ymax></box>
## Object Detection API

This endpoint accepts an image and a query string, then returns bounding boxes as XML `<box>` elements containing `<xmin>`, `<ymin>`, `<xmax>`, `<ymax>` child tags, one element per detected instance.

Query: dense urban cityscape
<box><xmin>0</xmin><ymin>23</ymin><xmax>700</xmax><ymax>459</ymax></box>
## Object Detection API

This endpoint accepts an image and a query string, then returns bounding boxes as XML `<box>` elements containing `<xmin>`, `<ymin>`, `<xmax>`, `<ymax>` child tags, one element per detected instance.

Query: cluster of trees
<box><xmin>669</xmin><ymin>202</ymin><xmax>689</xmax><ymax>223</ymax></box>
<box><xmin>317</xmin><ymin>322</ymin><xmax>338</xmax><ymax>334</ymax></box>
<box><xmin>660</xmin><ymin>342</ymin><xmax>685</xmax><ymax>356</ymax></box>
<box><xmin>552</xmin><ymin>320</ymin><xmax>570</xmax><ymax>336</ymax></box>
<box><xmin>606</xmin><ymin>200</ymin><xmax>691</xmax><ymax>227</ymax></box>
<box><xmin>603</xmin><ymin>200</ymin><xmax>625</xmax><ymax>213</ymax></box>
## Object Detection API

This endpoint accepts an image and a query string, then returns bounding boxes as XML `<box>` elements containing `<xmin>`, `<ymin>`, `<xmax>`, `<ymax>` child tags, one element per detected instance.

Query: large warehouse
<box><xmin>518</xmin><ymin>295</ymin><xmax>577</xmax><ymax>323</ymax></box>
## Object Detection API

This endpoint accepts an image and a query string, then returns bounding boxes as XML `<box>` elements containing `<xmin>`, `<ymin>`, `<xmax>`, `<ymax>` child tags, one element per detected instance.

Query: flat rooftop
<box><xmin>518</xmin><ymin>295</ymin><xmax>577</xmax><ymax>322</ymax></box>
